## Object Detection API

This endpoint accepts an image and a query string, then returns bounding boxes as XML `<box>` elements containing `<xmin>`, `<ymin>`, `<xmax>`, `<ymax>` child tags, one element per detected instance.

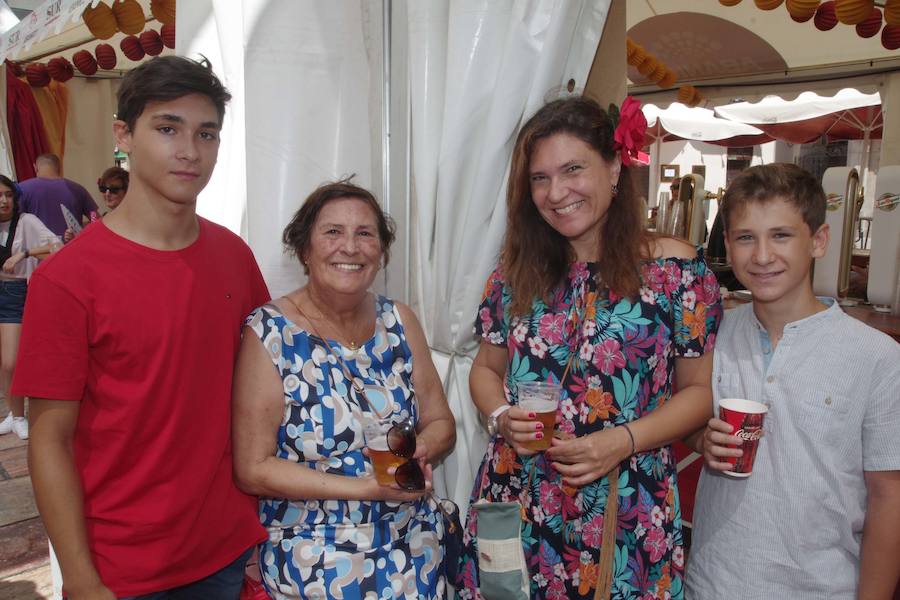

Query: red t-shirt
<box><xmin>13</xmin><ymin>218</ymin><xmax>270</xmax><ymax>597</ymax></box>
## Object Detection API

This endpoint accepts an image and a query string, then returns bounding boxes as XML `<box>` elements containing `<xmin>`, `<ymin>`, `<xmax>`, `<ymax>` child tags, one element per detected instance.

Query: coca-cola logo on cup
<box><xmin>734</xmin><ymin>428</ymin><xmax>763</xmax><ymax>441</ymax></box>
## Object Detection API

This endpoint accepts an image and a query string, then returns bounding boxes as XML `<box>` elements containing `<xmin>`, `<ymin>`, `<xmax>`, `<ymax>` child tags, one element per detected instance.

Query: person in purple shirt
<box><xmin>18</xmin><ymin>154</ymin><xmax>98</xmax><ymax>237</ymax></box>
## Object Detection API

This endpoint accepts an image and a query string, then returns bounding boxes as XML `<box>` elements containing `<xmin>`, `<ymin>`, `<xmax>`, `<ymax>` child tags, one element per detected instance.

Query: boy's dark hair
<box><xmin>283</xmin><ymin>177</ymin><xmax>396</xmax><ymax>275</ymax></box>
<box><xmin>116</xmin><ymin>56</ymin><xmax>231</xmax><ymax>131</ymax></box>
<box><xmin>721</xmin><ymin>163</ymin><xmax>826</xmax><ymax>234</ymax></box>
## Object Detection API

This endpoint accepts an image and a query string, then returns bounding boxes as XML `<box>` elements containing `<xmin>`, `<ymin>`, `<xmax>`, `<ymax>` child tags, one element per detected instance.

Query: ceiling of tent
<box><xmin>4</xmin><ymin>0</ymin><xmax>169</xmax><ymax>69</ymax></box>
<box><xmin>626</xmin><ymin>0</ymin><xmax>900</xmax><ymax>105</ymax></box>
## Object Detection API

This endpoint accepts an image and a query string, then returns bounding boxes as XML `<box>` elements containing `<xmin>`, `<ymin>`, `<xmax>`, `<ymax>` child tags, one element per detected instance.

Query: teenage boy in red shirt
<box><xmin>16</xmin><ymin>56</ymin><xmax>270</xmax><ymax>599</ymax></box>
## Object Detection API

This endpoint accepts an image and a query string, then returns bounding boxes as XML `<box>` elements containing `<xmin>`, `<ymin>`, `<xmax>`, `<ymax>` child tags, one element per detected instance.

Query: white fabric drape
<box><xmin>178</xmin><ymin>0</ymin><xmax>611</xmax><ymax>511</ymax></box>
<box><xmin>406</xmin><ymin>0</ymin><xmax>611</xmax><ymax>508</ymax></box>
<box><xmin>181</xmin><ymin>0</ymin><xmax>381</xmax><ymax>297</ymax></box>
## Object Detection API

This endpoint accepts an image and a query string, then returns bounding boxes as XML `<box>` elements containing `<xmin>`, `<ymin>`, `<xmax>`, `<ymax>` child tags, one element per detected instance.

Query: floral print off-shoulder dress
<box><xmin>457</xmin><ymin>253</ymin><xmax>722</xmax><ymax>600</ymax></box>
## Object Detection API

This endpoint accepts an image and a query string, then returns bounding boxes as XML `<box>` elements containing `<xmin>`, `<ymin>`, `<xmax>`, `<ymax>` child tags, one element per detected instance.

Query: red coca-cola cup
<box><xmin>718</xmin><ymin>398</ymin><xmax>768</xmax><ymax>477</ymax></box>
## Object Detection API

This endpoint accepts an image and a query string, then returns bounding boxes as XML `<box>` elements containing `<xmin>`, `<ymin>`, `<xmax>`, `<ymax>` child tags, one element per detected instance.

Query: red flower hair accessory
<box><xmin>612</xmin><ymin>96</ymin><xmax>648</xmax><ymax>166</ymax></box>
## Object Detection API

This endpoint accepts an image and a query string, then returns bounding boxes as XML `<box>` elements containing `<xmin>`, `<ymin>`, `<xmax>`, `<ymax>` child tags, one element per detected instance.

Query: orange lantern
<box><xmin>626</xmin><ymin>37</ymin><xmax>637</xmax><ymax>57</ymax></box>
<box><xmin>95</xmin><ymin>43</ymin><xmax>117</xmax><ymax>70</ymax></box>
<box><xmin>120</xmin><ymin>35</ymin><xmax>145</xmax><ymax>61</ymax></box>
<box><xmin>637</xmin><ymin>55</ymin><xmax>658</xmax><ymax>77</ymax></box>
<box><xmin>677</xmin><ymin>84</ymin><xmax>696</xmax><ymax>104</ymax></box>
<box><xmin>150</xmin><ymin>0</ymin><xmax>176</xmax><ymax>26</ymax></box>
<box><xmin>786</xmin><ymin>0</ymin><xmax>821</xmax><ymax>21</ymax></box>
<box><xmin>884</xmin><ymin>0</ymin><xmax>900</xmax><ymax>25</ymax></box>
<box><xmin>719</xmin><ymin>0</ymin><xmax>743</xmax><ymax>5</ymax></box>
<box><xmin>649</xmin><ymin>62</ymin><xmax>668</xmax><ymax>83</ymax></box>
<box><xmin>82</xmin><ymin>2</ymin><xmax>118</xmax><ymax>40</ymax></box>
<box><xmin>47</xmin><ymin>57</ymin><xmax>74</xmax><ymax>82</ymax></box>
<box><xmin>160</xmin><ymin>23</ymin><xmax>176</xmax><ymax>49</ymax></box>
<box><xmin>26</xmin><ymin>63</ymin><xmax>51</xmax><ymax>87</ymax></box>
<box><xmin>855</xmin><ymin>7</ymin><xmax>882</xmax><ymax>37</ymax></box>
<box><xmin>627</xmin><ymin>44</ymin><xmax>646</xmax><ymax>67</ymax></box>
<box><xmin>815</xmin><ymin>1</ymin><xmax>839</xmax><ymax>29</ymax></box>
<box><xmin>73</xmin><ymin>49</ymin><xmax>99</xmax><ymax>75</ymax></box>
<box><xmin>754</xmin><ymin>0</ymin><xmax>784</xmax><ymax>9</ymax></box>
<box><xmin>834</xmin><ymin>0</ymin><xmax>875</xmax><ymax>24</ymax></box>
<box><xmin>658</xmin><ymin>69</ymin><xmax>677</xmax><ymax>89</ymax></box>
<box><xmin>140</xmin><ymin>30</ymin><xmax>164</xmax><ymax>56</ymax></box>
<box><xmin>112</xmin><ymin>0</ymin><xmax>145</xmax><ymax>35</ymax></box>
<box><xmin>882</xmin><ymin>23</ymin><xmax>900</xmax><ymax>48</ymax></box>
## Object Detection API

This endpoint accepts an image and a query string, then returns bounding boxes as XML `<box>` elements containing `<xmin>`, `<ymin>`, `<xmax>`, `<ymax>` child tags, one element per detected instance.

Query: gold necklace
<box><xmin>286</xmin><ymin>291</ymin><xmax>361</xmax><ymax>351</ymax></box>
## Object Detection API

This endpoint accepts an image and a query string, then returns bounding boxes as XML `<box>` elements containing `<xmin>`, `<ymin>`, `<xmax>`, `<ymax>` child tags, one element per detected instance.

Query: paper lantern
<box><xmin>814</xmin><ymin>1</ymin><xmax>839</xmax><ymax>29</ymax></box>
<box><xmin>886</xmin><ymin>0</ymin><xmax>900</xmax><ymax>26</ymax></box>
<box><xmin>140</xmin><ymin>30</ymin><xmax>164</xmax><ymax>56</ymax></box>
<box><xmin>112</xmin><ymin>0</ymin><xmax>145</xmax><ymax>35</ymax></box>
<box><xmin>150</xmin><ymin>0</ymin><xmax>176</xmax><ymax>26</ymax></box>
<box><xmin>73</xmin><ymin>49</ymin><xmax>99</xmax><ymax>76</ymax></box>
<box><xmin>627</xmin><ymin>44</ymin><xmax>646</xmax><ymax>67</ymax></box>
<box><xmin>26</xmin><ymin>63</ymin><xmax>50</xmax><ymax>87</ymax></box>
<box><xmin>649</xmin><ymin>62</ymin><xmax>668</xmax><ymax>83</ymax></box>
<box><xmin>835</xmin><ymin>0</ymin><xmax>874</xmax><ymax>24</ymax></box>
<box><xmin>47</xmin><ymin>57</ymin><xmax>74</xmax><ymax>82</ymax></box>
<box><xmin>120</xmin><ymin>35</ymin><xmax>145</xmax><ymax>61</ymax></box>
<box><xmin>160</xmin><ymin>23</ymin><xmax>176</xmax><ymax>49</ymax></box>
<box><xmin>856</xmin><ymin>7</ymin><xmax>882</xmax><ymax>37</ymax></box>
<box><xmin>754</xmin><ymin>0</ymin><xmax>784</xmax><ymax>9</ymax></box>
<box><xmin>658</xmin><ymin>69</ymin><xmax>677</xmax><ymax>89</ymax></box>
<box><xmin>719</xmin><ymin>0</ymin><xmax>743</xmax><ymax>5</ymax></box>
<box><xmin>882</xmin><ymin>23</ymin><xmax>900</xmax><ymax>48</ymax></box>
<box><xmin>678</xmin><ymin>84</ymin><xmax>701</xmax><ymax>106</ymax></box>
<box><xmin>82</xmin><ymin>2</ymin><xmax>117</xmax><ymax>40</ymax></box>
<box><xmin>637</xmin><ymin>55</ymin><xmax>658</xmax><ymax>77</ymax></box>
<box><xmin>787</xmin><ymin>0</ymin><xmax>821</xmax><ymax>21</ymax></box>
<box><xmin>95</xmin><ymin>43</ymin><xmax>117</xmax><ymax>70</ymax></box>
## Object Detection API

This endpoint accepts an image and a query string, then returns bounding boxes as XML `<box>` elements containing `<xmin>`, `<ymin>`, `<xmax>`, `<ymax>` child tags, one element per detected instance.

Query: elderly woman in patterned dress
<box><xmin>232</xmin><ymin>179</ymin><xmax>455</xmax><ymax>599</ymax></box>
<box><xmin>456</xmin><ymin>97</ymin><xmax>723</xmax><ymax>599</ymax></box>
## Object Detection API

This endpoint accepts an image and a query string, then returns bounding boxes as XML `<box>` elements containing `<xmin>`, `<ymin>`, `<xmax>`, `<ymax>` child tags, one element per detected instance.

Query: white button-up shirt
<box><xmin>686</xmin><ymin>300</ymin><xmax>900</xmax><ymax>599</ymax></box>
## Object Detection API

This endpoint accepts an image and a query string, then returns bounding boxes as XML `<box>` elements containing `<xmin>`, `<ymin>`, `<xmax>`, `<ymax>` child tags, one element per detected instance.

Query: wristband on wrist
<box><xmin>487</xmin><ymin>404</ymin><xmax>511</xmax><ymax>437</ymax></box>
<box><xmin>621</xmin><ymin>422</ymin><xmax>636</xmax><ymax>455</ymax></box>
<box><xmin>22</xmin><ymin>248</ymin><xmax>29</xmax><ymax>258</ymax></box>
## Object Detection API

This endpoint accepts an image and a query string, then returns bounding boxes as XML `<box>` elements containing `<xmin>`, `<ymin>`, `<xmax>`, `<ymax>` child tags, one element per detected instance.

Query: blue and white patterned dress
<box><xmin>246</xmin><ymin>296</ymin><xmax>446</xmax><ymax>600</ymax></box>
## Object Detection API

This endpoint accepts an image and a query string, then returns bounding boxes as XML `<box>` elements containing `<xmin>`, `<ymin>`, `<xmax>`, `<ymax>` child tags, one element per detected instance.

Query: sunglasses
<box><xmin>98</xmin><ymin>185</ymin><xmax>124</xmax><ymax>194</ymax></box>
<box><xmin>386</xmin><ymin>419</ymin><xmax>426</xmax><ymax>491</ymax></box>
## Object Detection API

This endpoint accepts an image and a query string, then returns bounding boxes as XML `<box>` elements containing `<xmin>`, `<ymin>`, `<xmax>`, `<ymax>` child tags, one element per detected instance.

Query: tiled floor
<box><xmin>0</xmin><ymin>397</ymin><xmax>53</xmax><ymax>600</ymax></box>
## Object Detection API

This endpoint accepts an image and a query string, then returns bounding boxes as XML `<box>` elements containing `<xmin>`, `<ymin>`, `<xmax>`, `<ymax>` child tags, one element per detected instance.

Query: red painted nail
<box><xmin>535</xmin><ymin>432</ymin><xmax>543</xmax><ymax>439</ymax></box>
<box><xmin>535</xmin><ymin>423</ymin><xmax>543</xmax><ymax>430</ymax></box>
<box><xmin>528</xmin><ymin>412</ymin><xmax>536</xmax><ymax>418</ymax></box>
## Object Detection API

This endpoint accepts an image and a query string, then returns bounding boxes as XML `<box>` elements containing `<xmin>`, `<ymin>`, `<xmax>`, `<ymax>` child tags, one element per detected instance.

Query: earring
<box><xmin>611</xmin><ymin>184</ymin><xmax>618</xmax><ymax>197</ymax></box>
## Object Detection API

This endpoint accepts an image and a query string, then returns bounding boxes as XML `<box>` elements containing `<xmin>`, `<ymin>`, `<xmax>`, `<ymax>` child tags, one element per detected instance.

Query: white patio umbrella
<box><xmin>641</xmin><ymin>102</ymin><xmax>771</xmax><ymax>207</ymax></box>
<box><xmin>715</xmin><ymin>89</ymin><xmax>882</xmax><ymax>182</ymax></box>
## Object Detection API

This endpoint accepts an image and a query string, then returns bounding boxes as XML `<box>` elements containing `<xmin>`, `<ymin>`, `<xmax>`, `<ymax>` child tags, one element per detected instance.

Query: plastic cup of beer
<box><xmin>517</xmin><ymin>381</ymin><xmax>561</xmax><ymax>451</ymax></box>
<box><xmin>363</xmin><ymin>418</ymin><xmax>406</xmax><ymax>486</ymax></box>
<box><xmin>718</xmin><ymin>398</ymin><xmax>768</xmax><ymax>477</ymax></box>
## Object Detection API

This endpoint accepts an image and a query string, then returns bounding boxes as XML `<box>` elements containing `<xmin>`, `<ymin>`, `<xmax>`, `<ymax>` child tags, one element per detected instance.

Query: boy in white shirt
<box><xmin>685</xmin><ymin>163</ymin><xmax>900</xmax><ymax>599</ymax></box>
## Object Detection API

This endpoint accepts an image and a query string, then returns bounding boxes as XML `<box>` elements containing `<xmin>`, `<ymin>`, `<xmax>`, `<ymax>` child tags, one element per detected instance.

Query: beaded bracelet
<box><xmin>621</xmin><ymin>422</ymin><xmax>636</xmax><ymax>456</ymax></box>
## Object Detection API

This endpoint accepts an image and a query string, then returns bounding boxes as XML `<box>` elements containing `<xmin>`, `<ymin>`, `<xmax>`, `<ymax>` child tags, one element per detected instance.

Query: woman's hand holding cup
<box><xmin>498</xmin><ymin>406</ymin><xmax>545</xmax><ymax>456</ymax></box>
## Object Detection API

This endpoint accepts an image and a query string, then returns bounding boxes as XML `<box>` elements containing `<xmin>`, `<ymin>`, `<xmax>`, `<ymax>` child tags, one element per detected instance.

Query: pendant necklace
<box><xmin>287</xmin><ymin>291</ymin><xmax>360</xmax><ymax>351</ymax></box>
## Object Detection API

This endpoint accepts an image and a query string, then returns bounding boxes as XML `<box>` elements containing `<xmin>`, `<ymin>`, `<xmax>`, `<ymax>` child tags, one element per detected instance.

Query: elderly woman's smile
<box><xmin>304</xmin><ymin>197</ymin><xmax>383</xmax><ymax>293</ymax></box>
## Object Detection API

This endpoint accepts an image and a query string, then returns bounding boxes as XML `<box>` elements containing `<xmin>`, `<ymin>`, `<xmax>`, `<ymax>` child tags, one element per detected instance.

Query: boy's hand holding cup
<box><xmin>703</xmin><ymin>398</ymin><xmax>768</xmax><ymax>477</ymax></box>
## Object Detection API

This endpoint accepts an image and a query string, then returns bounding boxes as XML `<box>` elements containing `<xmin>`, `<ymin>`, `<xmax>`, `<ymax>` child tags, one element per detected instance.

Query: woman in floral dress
<box><xmin>457</xmin><ymin>97</ymin><xmax>722</xmax><ymax>599</ymax></box>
